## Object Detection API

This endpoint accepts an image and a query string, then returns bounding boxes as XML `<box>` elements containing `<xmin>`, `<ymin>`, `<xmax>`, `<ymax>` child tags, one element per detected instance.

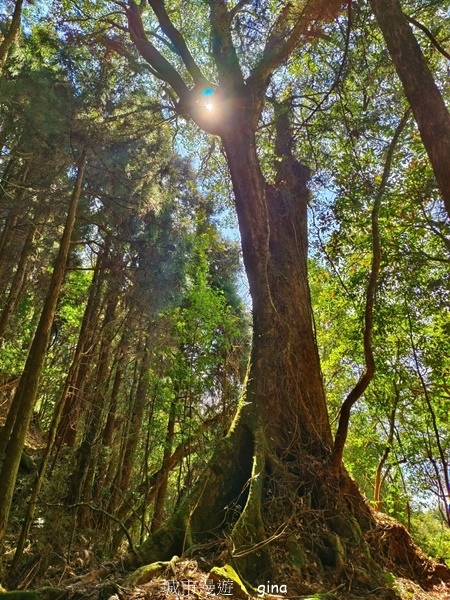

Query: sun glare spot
<box><xmin>205</xmin><ymin>102</ymin><xmax>214</xmax><ymax>112</ymax></box>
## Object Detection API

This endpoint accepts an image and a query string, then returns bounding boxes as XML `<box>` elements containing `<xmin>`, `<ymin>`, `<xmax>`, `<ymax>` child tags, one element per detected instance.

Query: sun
<box><xmin>202</xmin><ymin>87</ymin><xmax>215</xmax><ymax>113</ymax></box>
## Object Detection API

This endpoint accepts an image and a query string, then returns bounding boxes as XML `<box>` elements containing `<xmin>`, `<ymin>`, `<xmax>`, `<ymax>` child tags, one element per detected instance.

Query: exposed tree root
<box><xmin>118</xmin><ymin>400</ymin><xmax>450</xmax><ymax>599</ymax></box>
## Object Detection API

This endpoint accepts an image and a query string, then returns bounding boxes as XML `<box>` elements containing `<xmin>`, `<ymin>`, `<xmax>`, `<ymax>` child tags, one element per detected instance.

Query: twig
<box><xmin>231</xmin><ymin>522</ymin><xmax>288</xmax><ymax>558</ymax></box>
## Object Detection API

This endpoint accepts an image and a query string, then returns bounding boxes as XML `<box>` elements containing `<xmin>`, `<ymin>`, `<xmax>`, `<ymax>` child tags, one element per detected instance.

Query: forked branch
<box><xmin>126</xmin><ymin>0</ymin><xmax>190</xmax><ymax>100</ymax></box>
<box><xmin>148</xmin><ymin>0</ymin><xmax>208</xmax><ymax>85</ymax></box>
<box><xmin>247</xmin><ymin>0</ymin><xmax>344</xmax><ymax>94</ymax></box>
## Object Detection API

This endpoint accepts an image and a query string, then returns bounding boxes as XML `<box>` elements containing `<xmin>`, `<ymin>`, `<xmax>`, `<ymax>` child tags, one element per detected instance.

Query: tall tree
<box><xmin>81</xmin><ymin>0</ymin><xmax>444</xmax><ymax>588</ymax></box>
<box><xmin>0</xmin><ymin>146</ymin><xmax>87</xmax><ymax>545</ymax></box>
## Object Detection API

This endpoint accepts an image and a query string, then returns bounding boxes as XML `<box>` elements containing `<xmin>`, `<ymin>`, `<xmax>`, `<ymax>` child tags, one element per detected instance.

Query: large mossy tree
<box><xmin>86</xmin><ymin>0</ymin><xmax>450</xmax><ymax>592</ymax></box>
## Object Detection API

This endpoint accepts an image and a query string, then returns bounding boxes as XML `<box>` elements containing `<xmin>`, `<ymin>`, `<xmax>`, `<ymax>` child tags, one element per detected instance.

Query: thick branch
<box><xmin>126</xmin><ymin>0</ymin><xmax>190</xmax><ymax>100</ymax></box>
<box><xmin>331</xmin><ymin>111</ymin><xmax>410</xmax><ymax>473</ymax></box>
<box><xmin>370</xmin><ymin>0</ymin><xmax>450</xmax><ymax>218</ymax></box>
<box><xmin>247</xmin><ymin>0</ymin><xmax>343</xmax><ymax>94</ymax></box>
<box><xmin>147</xmin><ymin>0</ymin><xmax>208</xmax><ymax>85</ymax></box>
<box><xmin>229</xmin><ymin>0</ymin><xmax>251</xmax><ymax>21</ymax></box>
<box><xmin>208</xmin><ymin>0</ymin><xmax>245</xmax><ymax>90</ymax></box>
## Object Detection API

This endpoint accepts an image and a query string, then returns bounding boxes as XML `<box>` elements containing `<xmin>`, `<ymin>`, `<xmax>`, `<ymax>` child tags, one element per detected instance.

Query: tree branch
<box><xmin>126</xmin><ymin>0</ymin><xmax>190</xmax><ymax>100</ymax></box>
<box><xmin>208</xmin><ymin>0</ymin><xmax>245</xmax><ymax>89</ymax></box>
<box><xmin>147</xmin><ymin>0</ymin><xmax>209</xmax><ymax>85</ymax></box>
<box><xmin>247</xmin><ymin>0</ymin><xmax>343</xmax><ymax>94</ymax></box>
<box><xmin>229</xmin><ymin>0</ymin><xmax>251</xmax><ymax>21</ymax></box>
<box><xmin>330</xmin><ymin>110</ymin><xmax>410</xmax><ymax>473</ymax></box>
<box><xmin>407</xmin><ymin>15</ymin><xmax>450</xmax><ymax>61</ymax></box>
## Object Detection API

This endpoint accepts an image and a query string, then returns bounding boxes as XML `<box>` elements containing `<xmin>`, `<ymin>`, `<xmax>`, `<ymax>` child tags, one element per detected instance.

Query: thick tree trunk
<box><xmin>370</xmin><ymin>0</ymin><xmax>450</xmax><ymax>217</ymax></box>
<box><xmin>0</xmin><ymin>147</ymin><xmax>87</xmax><ymax>545</ymax></box>
<box><xmin>222</xmin><ymin>117</ymin><xmax>332</xmax><ymax>453</ymax></box>
<box><xmin>128</xmin><ymin>117</ymin><xmax>379</xmax><ymax>588</ymax></box>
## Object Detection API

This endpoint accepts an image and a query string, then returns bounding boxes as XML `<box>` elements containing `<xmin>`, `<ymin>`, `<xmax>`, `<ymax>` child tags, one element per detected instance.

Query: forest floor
<box><xmin>1</xmin><ymin>546</ymin><xmax>450</xmax><ymax>600</ymax></box>
<box><xmin>53</xmin><ymin>560</ymin><xmax>450</xmax><ymax>600</ymax></box>
<box><xmin>1</xmin><ymin>410</ymin><xmax>450</xmax><ymax>600</ymax></box>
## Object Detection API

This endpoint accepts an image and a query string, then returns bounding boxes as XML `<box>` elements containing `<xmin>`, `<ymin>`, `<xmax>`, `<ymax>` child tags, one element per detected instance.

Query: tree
<box><xmin>0</xmin><ymin>146</ymin><xmax>87</xmax><ymax>544</ymax></box>
<box><xmin>79</xmin><ymin>0</ymin><xmax>450</xmax><ymax>590</ymax></box>
<box><xmin>0</xmin><ymin>0</ymin><xmax>448</xmax><ymax>593</ymax></box>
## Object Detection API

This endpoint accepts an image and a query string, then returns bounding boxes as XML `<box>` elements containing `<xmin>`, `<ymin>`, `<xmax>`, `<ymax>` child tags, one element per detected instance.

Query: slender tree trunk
<box><xmin>0</xmin><ymin>164</ymin><xmax>29</xmax><ymax>287</ymax></box>
<box><xmin>92</xmin><ymin>345</ymin><xmax>125</xmax><ymax>504</ymax></box>
<box><xmin>0</xmin><ymin>0</ymin><xmax>23</xmax><ymax>69</ymax></box>
<box><xmin>370</xmin><ymin>0</ymin><xmax>450</xmax><ymax>217</ymax></box>
<box><xmin>151</xmin><ymin>396</ymin><xmax>177</xmax><ymax>532</ymax></box>
<box><xmin>0</xmin><ymin>222</ymin><xmax>36</xmax><ymax>339</ymax></box>
<box><xmin>107</xmin><ymin>348</ymin><xmax>142</xmax><ymax>514</ymax></box>
<box><xmin>374</xmin><ymin>388</ymin><xmax>399</xmax><ymax>512</ymax></box>
<box><xmin>0</xmin><ymin>147</ymin><xmax>87</xmax><ymax>545</ymax></box>
<box><xmin>66</xmin><ymin>281</ymin><xmax>120</xmax><ymax>521</ymax></box>
<box><xmin>54</xmin><ymin>246</ymin><xmax>107</xmax><ymax>450</ymax></box>
<box><xmin>116</xmin><ymin>337</ymin><xmax>152</xmax><ymax>495</ymax></box>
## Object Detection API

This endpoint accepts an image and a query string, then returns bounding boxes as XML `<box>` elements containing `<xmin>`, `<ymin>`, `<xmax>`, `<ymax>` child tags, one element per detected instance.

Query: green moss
<box><xmin>209</xmin><ymin>565</ymin><xmax>249</xmax><ymax>599</ymax></box>
<box><xmin>124</xmin><ymin>556</ymin><xmax>179</xmax><ymax>586</ymax></box>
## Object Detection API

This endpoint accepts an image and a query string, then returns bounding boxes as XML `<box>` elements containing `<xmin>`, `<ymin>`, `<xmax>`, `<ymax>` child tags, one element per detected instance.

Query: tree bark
<box><xmin>370</xmin><ymin>0</ymin><xmax>450</xmax><ymax>217</ymax></box>
<box><xmin>0</xmin><ymin>147</ymin><xmax>87</xmax><ymax>545</ymax></box>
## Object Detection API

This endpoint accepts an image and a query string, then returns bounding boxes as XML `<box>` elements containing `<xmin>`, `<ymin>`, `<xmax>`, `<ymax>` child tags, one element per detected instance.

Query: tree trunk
<box><xmin>0</xmin><ymin>0</ymin><xmax>23</xmax><ymax>69</ymax></box>
<box><xmin>116</xmin><ymin>337</ymin><xmax>152</xmax><ymax>497</ymax></box>
<box><xmin>151</xmin><ymin>396</ymin><xmax>177</xmax><ymax>532</ymax></box>
<box><xmin>128</xmin><ymin>114</ymin><xmax>381</xmax><ymax>587</ymax></box>
<box><xmin>54</xmin><ymin>245</ymin><xmax>108</xmax><ymax>450</ymax></box>
<box><xmin>0</xmin><ymin>222</ymin><xmax>36</xmax><ymax>339</ymax></box>
<box><xmin>92</xmin><ymin>345</ymin><xmax>126</xmax><ymax>504</ymax></box>
<box><xmin>66</xmin><ymin>280</ymin><xmax>120</xmax><ymax>522</ymax></box>
<box><xmin>0</xmin><ymin>163</ymin><xmax>29</xmax><ymax>289</ymax></box>
<box><xmin>0</xmin><ymin>147</ymin><xmax>87</xmax><ymax>545</ymax></box>
<box><xmin>370</xmin><ymin>0</ymin><xmax>450</xmax><ymax>217</ymax></box>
